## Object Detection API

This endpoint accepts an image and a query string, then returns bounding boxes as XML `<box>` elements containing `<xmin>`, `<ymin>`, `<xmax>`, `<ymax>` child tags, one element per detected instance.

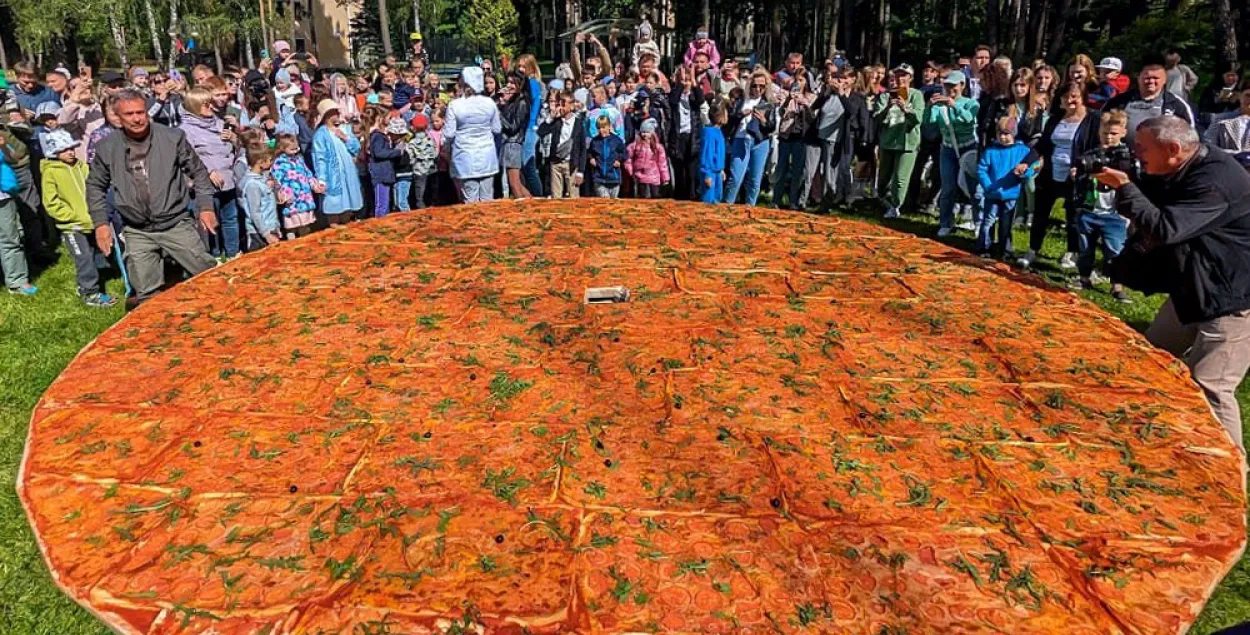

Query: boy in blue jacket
<box><xmin>587</xmin><ymin>115</ymin><xmax>626</xmax><ymax>198</ymax></box>
<box><xmin>976</xmin><ymin>116</ymin><xmax>1035</xmax><ymax>257</ymax></box>
<box><xmin>700</xmin><ymin>103</ymin><xmax>728</xmax><ymax>203</ymax></box>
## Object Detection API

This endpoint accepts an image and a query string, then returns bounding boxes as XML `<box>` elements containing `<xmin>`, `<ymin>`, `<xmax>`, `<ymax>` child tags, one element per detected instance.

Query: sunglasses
<box><xmin>153</xmin><ymin>78</ymin><xmax>166</xmax><ymax>84</ymax></box>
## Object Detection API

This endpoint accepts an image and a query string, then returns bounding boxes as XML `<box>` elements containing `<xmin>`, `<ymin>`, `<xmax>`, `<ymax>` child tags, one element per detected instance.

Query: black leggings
<box><xmin>1028</xmin><ymin>176</ymin><xmax>1078</xmax><ymax>254</ymax></box>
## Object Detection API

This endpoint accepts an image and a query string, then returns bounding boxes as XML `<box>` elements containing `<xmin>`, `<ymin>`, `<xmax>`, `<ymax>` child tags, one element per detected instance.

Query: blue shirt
<box><xmin>699</xmin><ymin>126</ymin><xmax>726</xmax><ymax>175</ymax></box>
<box><xmin>13</xmin><ymin>84</ymin><xmax>60</xmax><ymax>114</ymax></box>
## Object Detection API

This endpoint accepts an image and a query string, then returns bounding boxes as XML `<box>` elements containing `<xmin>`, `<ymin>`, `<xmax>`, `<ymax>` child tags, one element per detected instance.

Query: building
<box><xmin>276</xmin><ymin>0</ymin><xmax>354</xmax><ymax>69</ymax></box>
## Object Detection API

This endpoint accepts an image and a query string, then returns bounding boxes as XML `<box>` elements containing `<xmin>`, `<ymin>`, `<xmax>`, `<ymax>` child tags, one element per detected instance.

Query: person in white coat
<box><xmin>444</xmin><ymin>67</ymin><xmax>502</xmax><ymax>203</ymax></box>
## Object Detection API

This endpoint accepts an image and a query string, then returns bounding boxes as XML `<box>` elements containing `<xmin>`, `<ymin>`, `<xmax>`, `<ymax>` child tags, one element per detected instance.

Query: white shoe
<box><xmin>884</xmin><ymin>207</ymin><xmax>900</xmax><ymax>219</ymax></box>
<box><xmin>1089</xmin><ymin>271</ymin><xmax>1109</xmax><ymax>285</ymax></box>
<box><xmin>956</xmin><ymin>221</ymin><xmax>976</xmax><ymax>231</ymax></box>
<box><xmin>936</xmin><ymin>227</ymin><xmax>953</xmax><ymax>237</ymax></box>
<box><xmin>1059</xmin><ymin>252</ymin><xmax>1077</xmax><ymax>270</ymax></box>
<box><xmin>1017</xmin><ymin>250</ymin><xmax>1037</xmax><ymax>269</ymax></box>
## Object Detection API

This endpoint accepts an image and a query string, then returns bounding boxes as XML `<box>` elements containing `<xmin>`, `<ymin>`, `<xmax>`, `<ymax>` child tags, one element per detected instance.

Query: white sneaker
<box><xmin>1089</xmin><ymin>271</ymin><xmax>1109</xmax><ymax>285</ymax></box>
<box><xmin>956</xmin><ymin>220</ymin><xmax>976</xmax><ymax>231</ymax></box>
<box><xmin>936</xmin><ymin>227</ymin><xmax>953</xmax><ymax>237</ymax></box>
<box><xmin>1017</xmin><ymin>250</ymin><xmax>1037</xmax><ymax>269</ymax></box>
<box><xmin>884</xmin><ymin>207</ymin><xmax>900</xmax><ymax>219</ymax></box>
<box><xmin>1059</xmin><ymin>252</ymin><xmax>1077</xmax><ymax>270</ymax></box>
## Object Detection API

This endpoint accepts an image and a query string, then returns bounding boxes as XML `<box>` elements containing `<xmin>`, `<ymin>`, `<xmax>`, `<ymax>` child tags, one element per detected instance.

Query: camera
<box><xmin>1074</xmin><ymin>145</ymin><xmax>1134</xmax><ymax>176</ymax></box>
<box><xmin>243</xmin><ymin>70</ymin><xmax>271</xmax><ymax>102</ymax></box>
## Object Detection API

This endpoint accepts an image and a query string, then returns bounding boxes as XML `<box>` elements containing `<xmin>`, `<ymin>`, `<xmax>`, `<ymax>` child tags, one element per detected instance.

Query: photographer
<box><xmin>1097</xmin><ymin>116</ymin><xmax>1250</xmax><ymax>452</ymax></box>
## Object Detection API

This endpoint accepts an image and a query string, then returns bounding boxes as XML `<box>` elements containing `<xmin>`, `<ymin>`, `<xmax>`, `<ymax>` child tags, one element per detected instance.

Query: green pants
<box><xmin>0</xmin><ymin>197</ymin><xmax>29</xmax><ymax>290</ymax></box>
<box><xmin>877</xmin><ymin>149</ymin><xmax>917</xmax><ymax>210</ymax></box>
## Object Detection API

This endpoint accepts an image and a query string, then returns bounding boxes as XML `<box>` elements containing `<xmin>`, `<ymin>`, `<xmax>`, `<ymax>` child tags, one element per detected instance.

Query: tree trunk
<box><xmin>1010</xmin><ymin>0</ymin><xmax>1027</xmax><ymax>60</ymax></box>
<box><xmin>167</xmin><ymin>0</ymin><xmax>179</xmax><ymax>70</ymax></box>
<box><xmin>986</xmin><ymin>0</ymin><xmax>999</xmax><ymax>52</ymax></box>
<box><xmin>1214</xmin><ymin>0</ymin><xmax>1239</xmax><ymax>67</ymax></box>
<box><xmin>1046</xmin><ymin>0</ymin><xmax>1072</xmax><ymax>64</ymax></box>
<box><xmin>879</xmin><ymin>0</ymin><xmax>890</xmax><ymax>66</ymax></box>
<box><xmin>700</xmin><ymin>0</ymin><xmax>710</xmax><ymax>28</ymax></box>
<box><xmin>244</xmin><ymin>30</ymin><xmax>255</xmax><ymax>68</ymax></box>
<box><xmin>1027</xmin><ymin>0</ymin><xmax>1049</xmax><ymax>59</ymax></box>
<box><xmin>379</xmin><ymin>0</ymin><xmax>393</xmax><ymax>56</ymax></box>
<box><xmin>108</xmin><ymin>4</ymin><xmax>130</xmax><ymax>69</ymax></box>
<box><xmin>413</xmin><ymin>0</ymin><xmax>421</xmax><ymax>34</ymax></box>
<box><xmin>828</xmin><ymin>0</ymin><xmax>842</xmax><ymax>56</ymax></box>
<box><xmin>0</xmin><ymin>30</ymin><xmax>8</xmax><ymax>73</ymax></box>
<box><xmin>214</xmin><ymin>41</ymin><xmax>223</xmax><ymax>75</ymax></box>
<box><xmin>144</xmin><ymin>0</ymin><xmax>164</xmax><ymax>64</ymax></box>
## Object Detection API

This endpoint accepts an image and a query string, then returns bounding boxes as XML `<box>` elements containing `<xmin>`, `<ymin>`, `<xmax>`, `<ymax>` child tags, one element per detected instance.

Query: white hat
<box><xmin>385</xmin><ymin>117</ymin><xmax>408</xmax><ymax>135</ymax></box>
<box><xmin>40</xmin><ymin>129</ymin><xmax>78</xmax><ymax>157</ymax></box>
<box><xmin>1096</xmin><ymin>57</ymin><xmax>1123</xmax><ymax>72</ymax></box>
<box><xmin>316</xmin><ymin>98</ymin><xmax>340</xmax><ymax>119</ymax></box>
<box><xmin>461</xmin><ymin>66</ymin><xmax>485</xmax><ymax>94</ymax></box>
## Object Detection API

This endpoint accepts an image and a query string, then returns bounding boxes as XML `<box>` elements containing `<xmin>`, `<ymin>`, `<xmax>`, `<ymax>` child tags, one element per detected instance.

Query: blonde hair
<box><xmin>516</xmin><ymin>54</ymin><xmax>541</xmax><ymax>81</ymax></box>
<box><xmin>183</xmin><ymin>87</ymin><xmax>213</xmax><ymax>115</ymax></box>
<box><xmin>246</xmin><ymin>144</ymin><xmax>275</xmax><ymax>167</ymax></box>
<box><xmin>1101</xmin><ymin>109</ymin><xmax>1129</xmax><ymax>129</ymax></box>
<box><xmin>274</xmin><ymin>133</ymin><xmax>301</xmax><ymax>155</ymax></box>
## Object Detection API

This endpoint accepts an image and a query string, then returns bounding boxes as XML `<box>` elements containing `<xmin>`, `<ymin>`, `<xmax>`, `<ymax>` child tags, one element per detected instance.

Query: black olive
<box><xmin>470</xmin><ymin>373</ymin><xmax>477</xmax><ymax>381</ymax></box>
<box><xmin>770</xmin><ymin>498</ymin><xmax>782</xmax><ymax>508</ymax></box>
<box><xmin>594</xmin><ymin>440</ymin><xmax>605</xmax><ymax>450</ymax></box>
<box><xmin>364</xmin><ymin>378</ymin><xmax>373</xmax><ymax>386</ymax></box>
<box><xmin>289</xmin><ymin>485</ymin><xmax>299</xmax><ymax>493</ymax></box>
<box><xmin>613</xmin><ymin>337</ymin><xmax>620</xmax><ymax>343</ymax></box>
<box><xmin>397</xmin><ymin>357</ymin><xmax>406</xmax><ymax>363</ymax></box>
<box><xmin>649</xmin><ymin>368</ymin><xmax>657</xmax><ymax>374</ymax></box>
<box><xmin>1024</xmin><ymin>435</ymin><xmax>1035</xmax><ymax>442</ymax></box>
<box><xmin>193</xmin><ymin>440</ymin><xmax>202</xmax><ymax>448</ymax></box>
<box><xmin>674</xmin><ymin>402</ymin><xmax>682</xmax><ymax>410</ymax></box>
<box><xmin>423</xmin><ymin>431</ymin><xmax>433</xmax><ymax>439</ymax></box>
<box><xmin>604</xmin><ymin>459</ymin><xmax>613</xmax><ymax>467</ymax></box>
<box><xmin>494</xmin><ymin>534</ymin><xmax>505</xmax><ymax>544</ymax></box>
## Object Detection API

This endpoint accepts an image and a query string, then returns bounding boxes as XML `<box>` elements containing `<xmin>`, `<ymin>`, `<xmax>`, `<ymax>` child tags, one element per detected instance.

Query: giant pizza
<box><xmin>19</xmin><ymin>200</ymin><xmax>1246</xmax><ymax>634</ymax></box>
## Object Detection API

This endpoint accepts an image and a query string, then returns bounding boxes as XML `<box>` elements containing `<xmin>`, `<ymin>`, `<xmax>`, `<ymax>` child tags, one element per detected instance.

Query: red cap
<box><xmin>411</xmin><ymin>113</ymin><xmax>430</xmax><ymax>130</ymax></box>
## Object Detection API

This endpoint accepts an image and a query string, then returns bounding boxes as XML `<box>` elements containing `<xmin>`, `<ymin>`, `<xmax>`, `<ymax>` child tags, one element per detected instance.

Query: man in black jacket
<box><xmin>88</xmin><ymin>89</ymin><xmax>218</xmax><ymax>303</ymax></box>
<box><xmin>1098</xmin><ymin>116</ymin><xmax>1250</xmax><ymax>452</ymax></box>
<box><xmin>1104</xmin><ymin>60</ymin><xmax>1196</xmax><ymax>146</ymax></box>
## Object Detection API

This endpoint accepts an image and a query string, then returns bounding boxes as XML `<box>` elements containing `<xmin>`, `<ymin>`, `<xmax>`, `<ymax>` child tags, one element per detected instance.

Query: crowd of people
<box><xmin>0</xmin><ymin>28</ymin><xmax>1247</xmax><ymax>451</ymax></box>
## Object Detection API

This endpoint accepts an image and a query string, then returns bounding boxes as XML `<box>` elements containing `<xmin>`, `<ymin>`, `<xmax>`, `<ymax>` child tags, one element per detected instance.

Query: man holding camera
<box><xmin>1097</xmin><ymin>116</ymin><xmax>1250</xmax><ymax>452</ymax></box>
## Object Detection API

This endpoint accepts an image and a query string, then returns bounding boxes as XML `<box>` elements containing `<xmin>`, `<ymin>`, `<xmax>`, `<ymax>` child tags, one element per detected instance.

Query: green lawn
<box><xmin>0</xmin><ymin>201</ymin><xmax>1246</xmax><ymax>633</ymax></box>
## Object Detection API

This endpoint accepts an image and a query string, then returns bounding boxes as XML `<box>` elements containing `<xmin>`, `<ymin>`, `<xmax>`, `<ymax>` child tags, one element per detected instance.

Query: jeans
<box><xmin>411</xmin><ymin>174</ymin><xmax>429</xmax><ymax>209</ymax></box>
<box><xmin>775</xmin><ymin>139</ymin><xmax>808</xmax><ymax>209</ymax></box>
<box><xmin>1028</xmin><ymin>176</ymin><xmax>1077</xmax><ymax>253</ymax></box>
<box><xmin>62</xmin><ymin>230</ymin><xmax>102</xmax><ymax>296</ymax></box>
<box><xmin>977</xmin><ymin>199</ymin><xmax>1017</xmax><ymax>255</ymax></box>
<box><xmin>521</xmin><ymin>128</ymin><xmax>544</xmax><ymax>197</ymax></box>
<box><xmin>457</xmin><ymin>176</ymin><xmax>495</xmax><ymax>203</ymax></box>
<box><xmin>700</xmin><ymin>172</ymin><xmax>723</xmax><ymax>203</ymax></box>
<box><xmin>373</xmin><ymin>183</ymin><xmax>392</xmax><ymax>218</ymax></box>
<box><xmin>724</xmin><ymin>136</ymin><xmax>770</xmax><ymax>205</ymax></box>
<box><xmin>0</xmin><ymin>198</ymin><xmax>29</xmax><ymax>289</ymax></box>
<box><xmin>937</xmin><ymin>146</ymin><xmax>962</xmax><ymax>230</ymax></box>
<box><xmin>1147</xmin><ymin>299</ymin><xmax>1250</xmax><ymax>452</ymax></box>
<box><xmin>594</xmin><ymin>184</ymin><xmax>620</xmax><ymax>198</ymax></box>
<box><xmin>635</xmin><ymin>183</ymin><xmax>660</xmax><ymax>198</ymax></box>
<box><xmin>123</xmin><ymin>218</ymin><xmax>217</xmax><ymax>300</ymax></box>
<box><xmin>210</xmin><ymin>190</ymin><xmax>240</xmax><ymax>258</ymax></box>
<box><xmin>1076</xmin><ymin>211</ymin><xmax>1129</xmax><ymax>278</ymax></box>
<box><xmin>393</xmin><ymin>177</ymin><xmax>413</xmax><ymax>212</ymax></box>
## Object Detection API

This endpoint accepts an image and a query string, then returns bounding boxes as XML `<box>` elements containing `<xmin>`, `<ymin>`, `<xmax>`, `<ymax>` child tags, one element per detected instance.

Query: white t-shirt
<box><xmin>1050</xmin><ymin>120</ymin><xmax>1080</xmax><ymax>183</ymax></box>
<box><xmin>738</xmin><ymin>97</ymin><xmax>762</xmax><ymax>135</ymax></box>
<box><xmin>678</xmin><ymin>93</ymin><xmax>692</xmax><ymax>134</ymax></box>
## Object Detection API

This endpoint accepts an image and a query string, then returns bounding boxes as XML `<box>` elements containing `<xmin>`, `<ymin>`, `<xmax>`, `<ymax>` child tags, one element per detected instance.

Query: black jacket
<box><xmin>1024</xmin><ymin>110</ymin><xmax>1102</xmax><ymax>182</ymax></box>
<box><xmin>1112</xmin><ymin>145</ymin><xmax>1250</xmax><ymax>323</ymax></box>
<box><xmin>1104</xmin><ymin>89</ymin><xmax>1196</xmax><ymax>126</ymax></box>
<box><xmin>537</xmin><ymin>113</ymin><xmax>587</xmax><ymax>175</ymax></box>
<box><xmin>667</xmin><ymin>86</ymin><xmax>705</xmax><ymax>160</ymax></box>
<box><xmin>979</xmin><ymin>98</ymin><xmax>1047</xmax><ymax>149</ymax></box>
<box><xmin>86</xmin><ymin>123</ymin><xmax>214</xmax><ymax>232</ymax></box>
<box><xmin>842</xmin><ymin>92</ymin><xmax>873</xmax><ymax>149</ymax></box>
<box><xmin>500</xmin><ymin>93</ymin><xmax>531</xmax><ymax>145</ymax></box>
<box><xmin>725</xmin><ymin>96</ymin><xmax>778</xmax><ymax>143</ymax></box>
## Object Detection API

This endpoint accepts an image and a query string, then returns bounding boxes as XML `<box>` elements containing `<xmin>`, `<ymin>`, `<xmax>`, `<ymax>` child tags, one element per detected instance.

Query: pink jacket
<box><xmin>624</xmin><ymin>139</ymin><xmax>670</xmax><ymax>186</ymax></box>
<box><xmin>683</xmin><ymin>40</ymin><xmax>722</xmax><ymax>68</ymax></box>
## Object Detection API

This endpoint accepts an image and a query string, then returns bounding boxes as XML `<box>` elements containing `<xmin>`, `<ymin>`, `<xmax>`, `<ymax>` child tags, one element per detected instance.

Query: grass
<box><xmin>0</xmin><ymin>200</ymin><xmax>1247</xmax><ymax>633</ymax></box>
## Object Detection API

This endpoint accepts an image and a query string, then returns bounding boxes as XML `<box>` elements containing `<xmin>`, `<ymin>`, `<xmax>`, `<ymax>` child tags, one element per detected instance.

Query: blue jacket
<box><xmin>238</xmin><ymin>171</ymin><xmax>279</xmax><ymax>237</ymax></box>
<box><xmin>978</xmin><ymin>141</ymin><xmax>1034</xmax><ymax>201</ymax></box>
<box><xmin>699</xmin><ymin>126</ymin><xmax>726</xmax><ymax>177</ymax></box>
<box><xmin>368</xmin><ymin>130</ymin><xmax>403</xmax><ymax>185</ymax></box>
<box><xmin>587</xmin><ymin>134</ymin><xmax>626</xmax><ymax>186</ymax></box>
<box><xmin>392</xmin><ymin>82</ymin><xmax>416</xmax><ymax>110</ymax></box>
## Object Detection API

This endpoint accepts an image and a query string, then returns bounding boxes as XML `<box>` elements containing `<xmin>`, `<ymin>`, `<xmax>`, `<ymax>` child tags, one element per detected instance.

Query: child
<box><xmin>271</xmin><ymin>133</ymin><xmax>323</xmax><ymax>238</ymax></box>
<box><xmin>624</xmin><ymin>118</ymin><xmax>670</xmax><ymax>198</ymax></box>
<box><xmin>538</xmin><ymin>91</ymin><xmax>587</xmax><ymax>199</ymax></box>
<box><xmin>405</xmin><ymin>114</ymin><xmax>437</xmax><ymax>209</ymax></box>
<box><xmin>1089</xmin><ymin>57</ymin><xmax>1129</xmax><ymax>109</ymax></box>
<box><xmin>976</xmin><ymin>116</ymin><xmax>1035</xmax><ymax>258</ymax></box>
<box><xmin>365</xmin><ymin>107</ymin><xmax>406</xmax><ymax>217</ymax></box>
<box><xmin>428</xmin><ymin>108</ymin><xmax>452</xmax><ymax>206</ymax></box>
<box><xmin>587</xmin><ymin>115</ymin><xmax>626</xmax><ymax>198</ymax></box>
<box><xmin>700</xmin><ymin>103</ymin><xmax>728</xmax><ymax>203</ymax></box>
<box><xmin>1072</xmin><ymin>110</ymin><xmax>1132</xmax><ymax>302</ymax></box>
<box><xmin>39</xmin><ymin>129</ymin><xmax>113</xmax><ymax>306</ymax></box>
<box><xmin>31</xmin><ymin>102</ymin><xmax>61</xmax><ymax>162</ymax></box>
<box><xmin>239</xmin><ymin>145</ymin><xmax>282</xmax><ymax>251</ymax></box>
<box><xmin>683</xmin><ymin>27</ymin><xmax>722</xmax><ymax>68</ymax></box>
<box><xmin>387</xmin><ymin>117</ymin><xmax>415</xmax><ymax>211</ymax></box>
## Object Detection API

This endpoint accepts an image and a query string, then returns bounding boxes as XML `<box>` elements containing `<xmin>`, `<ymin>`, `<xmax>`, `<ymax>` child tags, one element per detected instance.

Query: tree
<box><xmin>106</xmin><ymin>1</ymin><xmax>128</xmax><ymax>68</ymax></box>
<box><xmin>1213</xmin><ymin>0</ymin><xmax>1238</xmax><ymax>66</ymax></box>
<box><xmin>143</xmin><ymin>0</ymin><xmax>163</xmax><ymax>63</ymax></box>
<box><xmin>378</xmin><ymin>0</ymin><xmax>392</xmax><ymax>56</ymax></box>
<box><xmin>460</xmin><ymin>0</ymin><xmax>518</xmax><ymax>58</ymax></box>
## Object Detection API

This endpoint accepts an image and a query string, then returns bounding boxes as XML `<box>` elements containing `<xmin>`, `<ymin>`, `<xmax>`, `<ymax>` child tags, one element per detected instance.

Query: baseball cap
<box><xmin>1096</xmin><ymin>57</ymin><xmax>1123</xmax><ymax>72</ymax></box>
<box><xmin>409</xmin><ymin>32</ymin><xmax>423</xmax><ymax>41</ymax></box>
<box><xmin>892</xmin><ymin>63</ymin><xmax>914</xmax><ymax>75</ymax></box>
<box><xmin>943</xmin><ymin>70</ymin><xmax>967</xmax><ymax>85</ymax></box>
<box><xmin>99</xmin><ymin>71</ymin><xmax>125</xmax><ymax>85</ymax></box>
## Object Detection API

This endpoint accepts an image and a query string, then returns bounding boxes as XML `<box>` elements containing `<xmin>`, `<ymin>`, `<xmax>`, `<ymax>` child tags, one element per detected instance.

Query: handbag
<box><xmin>0</xmin><ymin>160</ymin><xmax>19</xmax><ymax>195</ymax></box>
